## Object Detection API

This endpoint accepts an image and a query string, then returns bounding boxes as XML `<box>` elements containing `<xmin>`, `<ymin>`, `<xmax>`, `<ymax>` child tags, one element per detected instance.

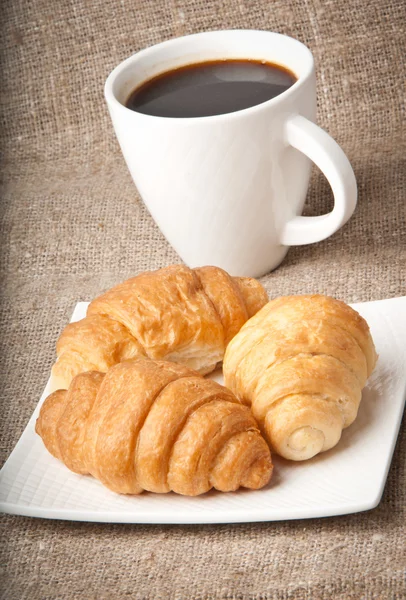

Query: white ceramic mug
<box><xmin>105</xmin><ymin>30</ymin><xmax>357</xmax><ymax>277</ymax></box>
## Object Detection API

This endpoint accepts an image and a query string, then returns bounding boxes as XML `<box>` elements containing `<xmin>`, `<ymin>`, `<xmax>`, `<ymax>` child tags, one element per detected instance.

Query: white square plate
<box><xmin>1</xmin><ymin>297</ymin><xmax>405</xmax><ymax>524</ymax></box>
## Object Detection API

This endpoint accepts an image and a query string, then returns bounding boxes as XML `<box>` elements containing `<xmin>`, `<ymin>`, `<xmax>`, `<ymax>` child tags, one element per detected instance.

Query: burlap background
<box><xmin>1</xmin><ymin>1</ymin><xmax>405</xmax><ymax>598</ymax></box>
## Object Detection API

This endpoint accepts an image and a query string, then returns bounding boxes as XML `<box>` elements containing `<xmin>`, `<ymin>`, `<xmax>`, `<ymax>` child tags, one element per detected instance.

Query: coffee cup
<box><xmin>105</xmin><ymin>30</ymin><xmax>357</xmax><ymax>277</ymax></box>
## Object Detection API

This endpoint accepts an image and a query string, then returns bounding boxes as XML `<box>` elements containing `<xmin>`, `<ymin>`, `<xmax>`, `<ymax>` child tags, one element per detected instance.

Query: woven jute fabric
<box><xmin>1</xmin><ymin>0</ymin><xmax>405</xmax><ymax>598</ymax></box>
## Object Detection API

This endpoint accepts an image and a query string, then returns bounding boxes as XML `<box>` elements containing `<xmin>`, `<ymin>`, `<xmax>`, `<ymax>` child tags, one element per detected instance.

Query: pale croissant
<box><xmin>223</xmin><ymin>295</ymin><xmax>377</xmax><ymax>461</ymax></box>
<box><xmin>36</xmin><ymin>358</ymin><xmax>273</xmax><ymax>496</ymax></box>
<box><xmin>51</xmin><ymin>265</ymin><xmax>268</xmax><ymax>392</ymax></box>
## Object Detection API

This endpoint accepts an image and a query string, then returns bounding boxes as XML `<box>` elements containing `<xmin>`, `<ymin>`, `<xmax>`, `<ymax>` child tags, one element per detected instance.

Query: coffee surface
<box><xmin>126</xmin><ymin>59</ymin><xmax>297</xmax><ymax>118</ymax></box>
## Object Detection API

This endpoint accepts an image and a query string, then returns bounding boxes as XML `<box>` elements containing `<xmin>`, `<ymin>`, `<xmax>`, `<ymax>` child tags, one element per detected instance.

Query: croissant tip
<box><xmin>285</xmin><ymin>426</ymin><xmax>325</xmax><ymax>460</ymax></box>
<box><xmin>240</xmin><ymin>456</ymin><xmax>274</xmax><ymax>490</ymax></box>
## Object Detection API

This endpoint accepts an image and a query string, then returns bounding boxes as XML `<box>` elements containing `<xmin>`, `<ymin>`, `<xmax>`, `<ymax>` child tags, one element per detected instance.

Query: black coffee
<box><xmin>126</xmin><ymin>59</ymin><xmax>297</xmax><ymax>118</ymax></box>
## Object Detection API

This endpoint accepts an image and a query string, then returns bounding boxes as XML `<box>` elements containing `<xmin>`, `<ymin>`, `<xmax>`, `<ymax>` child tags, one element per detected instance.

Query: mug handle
<box><xmin>280</xmin><ymin>114</ymin><xmax>357</xmax><ymax>245</ymax></box>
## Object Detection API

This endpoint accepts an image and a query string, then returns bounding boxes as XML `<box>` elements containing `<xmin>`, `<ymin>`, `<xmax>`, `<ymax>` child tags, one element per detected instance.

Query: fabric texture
<box><xmin>1</xmin><ymin>0</ymin><xmax>405</xmax><ymax>598</ymax></box>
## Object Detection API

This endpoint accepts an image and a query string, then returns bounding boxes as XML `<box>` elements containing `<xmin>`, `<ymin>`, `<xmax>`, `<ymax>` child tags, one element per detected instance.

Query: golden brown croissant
<box><xmin>36</xmin><ymin>358</ymin><xmax>273</xmax><ymax>496</ymax></box>
<box><xmin>50</xmin><ymin>265</ymin><xmax>268</xmax><ymax>392</ymax></box>
<box><xmin>223</xmin><ymin>295</ymin><xmax>377</xmax><ymax>461</ymax></box>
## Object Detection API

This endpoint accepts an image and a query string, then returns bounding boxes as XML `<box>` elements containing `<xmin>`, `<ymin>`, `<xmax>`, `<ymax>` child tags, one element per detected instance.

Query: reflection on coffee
<box><xmin>125</xmin><ymin>59</ymin><xmax>297</xmax><ymax>118</ymax></box>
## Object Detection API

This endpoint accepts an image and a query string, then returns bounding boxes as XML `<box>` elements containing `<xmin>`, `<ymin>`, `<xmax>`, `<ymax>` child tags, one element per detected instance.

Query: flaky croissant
<box><xmin>223</xmin><ymin>295</ymin><xmax>377</xmax><ymax>461</ymax></box>
<box><xmin>50</xmin><ymin>265</ymin><xmax>268</xmax><ymax>392</ymax></box>
<box><xmin>36</xmin><ymin>358</ymin><xmax>273</xmax><ymax>495</ymax></box>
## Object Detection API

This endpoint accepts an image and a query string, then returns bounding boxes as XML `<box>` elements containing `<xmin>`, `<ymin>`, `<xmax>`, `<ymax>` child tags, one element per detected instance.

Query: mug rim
<box><xmin>104</xmin><ymin>29</ymin><xmax>315</xmax><ymax>123</ymax></box>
